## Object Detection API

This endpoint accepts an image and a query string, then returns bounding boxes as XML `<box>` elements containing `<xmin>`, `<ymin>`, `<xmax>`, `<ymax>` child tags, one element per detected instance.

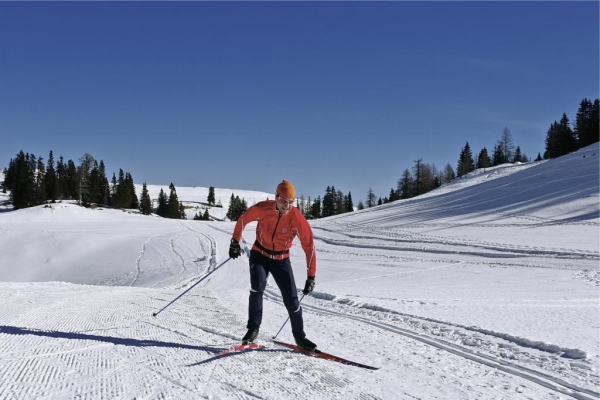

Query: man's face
<box><xmin>277</xmin><ymin>196</ymin><xmax>294</xmax><ymax>215</ymax></box>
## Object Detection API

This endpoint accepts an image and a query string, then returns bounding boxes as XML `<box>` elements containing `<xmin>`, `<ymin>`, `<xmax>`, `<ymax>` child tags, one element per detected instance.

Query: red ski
<box><xmin>214</xmin><ymin>342</ymin><xmax>264</xmax><ymax>357</ymax></box>
<box><xmin>273</xmin><ymin>340</ymin><xmax>380</xmax><ymax>370</ymax></box>
<box><xmin>188</xmin><ymin>342</ymin><xmax>264</xmax><ymax>366</ymax></box>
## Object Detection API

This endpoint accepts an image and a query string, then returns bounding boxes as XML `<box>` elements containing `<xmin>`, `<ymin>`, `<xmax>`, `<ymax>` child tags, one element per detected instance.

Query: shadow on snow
<box><xmin>0</xmin><ymin>324</ymin><xmax>224</xmax><ymax>354</ymax></box>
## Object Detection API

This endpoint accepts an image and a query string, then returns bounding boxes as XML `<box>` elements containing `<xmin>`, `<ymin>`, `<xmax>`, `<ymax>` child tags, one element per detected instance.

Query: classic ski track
<box><xmin>313</xmin><ymin>241</ymin><xmax>585</xmax><ymax>273</ymax></box>
<box><xmin>178</xmin><ymin>221</ymin><xmax>218</xmax><ymax>270</ymax></box>
<box><xmin>131</xmin><ymin>228</ymin><xmax>201</xmax><ymax>288</ymax></box>
<box><xmin>323</xmin><ymin>220</ymin><xmax>598</xmax><ymax>257</ymax></box>
<box><xmin>170</xmin><ymin>223</ymin><xmax>219</xmax><ymax>290</ymax></box>
<box><xmin>130</xmin><ymin>236</ymin><xmax>152</xmax><ymax>287</ymax></box>
<box><xmin>144</xmin><ymin>232</ymin><xmax>187</xmax><ymax>289</ymax></box>
<box><xmin>263</xmin><ymin>289</ymin><xmax>599</xmax><ymax>400</ymax></box>
<box><xmin>313</xmin><ymin>224</ymin><xmax>599</xmax><ymax>261</ymax></box>
<box><xmin>170</xmin><ymin>233</ymin><xmax>187</xmax><ymax>277</ymax></box>
<box><xmin>146</xmin><ymin>224</ymin><xmax>217</xmax><ymax>290</ymax></box>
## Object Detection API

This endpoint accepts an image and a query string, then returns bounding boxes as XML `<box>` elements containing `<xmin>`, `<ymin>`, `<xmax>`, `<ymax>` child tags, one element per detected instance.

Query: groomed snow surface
<box><xmin>0</xmin><ymin>144</ymin><xmax>598</xmax><ymax>399</ymax></box>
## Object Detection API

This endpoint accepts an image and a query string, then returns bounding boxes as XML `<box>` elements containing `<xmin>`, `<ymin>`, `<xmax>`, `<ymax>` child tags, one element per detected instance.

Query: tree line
<box><xmin>299</xmin><ymin>96</ymin><xmax>598</xmax><ymax>214</ymax></box>
<box><xmin>279</xmin><ymin>97</ymin><xmax>597</xmax><ymax>218</ymax></box>
<box><xmin>2</xmin><ymin>97</ymin><xmax>597</xmax><ymax>218</ymax></box>
<box><xmin>1</xmin><ymin>150</ymin><xmax>190</xmax><ymax>220</ymax></box>
<box><xmin>3</xmin><ymin>151</ymin><xmax>138</xmax><ymax>211</ymax></box>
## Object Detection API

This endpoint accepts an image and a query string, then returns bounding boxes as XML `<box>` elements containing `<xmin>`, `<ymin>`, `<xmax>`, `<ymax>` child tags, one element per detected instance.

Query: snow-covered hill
<box><xmin>0</xmin><ymin>144</ymin><xmax>598</xmax><ymax>399</ymax></box>
<box><xmin>135</xmin><ymin>184</ymin><xmax>274</xmax><ymax>221</ymax></box>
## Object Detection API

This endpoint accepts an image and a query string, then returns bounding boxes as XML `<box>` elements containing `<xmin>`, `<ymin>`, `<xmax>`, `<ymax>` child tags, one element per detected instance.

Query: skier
<box><xmin>229</xmin><ymin>179</ymin><xmax>317</xmax><ymax>350</ymax></box>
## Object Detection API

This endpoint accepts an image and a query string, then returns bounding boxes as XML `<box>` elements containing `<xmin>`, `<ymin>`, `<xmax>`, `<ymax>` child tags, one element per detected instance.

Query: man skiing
<box><xmin>229</xmin><ymin>179</ymin><xmax>317</xmax><ymax>351</ymax></box>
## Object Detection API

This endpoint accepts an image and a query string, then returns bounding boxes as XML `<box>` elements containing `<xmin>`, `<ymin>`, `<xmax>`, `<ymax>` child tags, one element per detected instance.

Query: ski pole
<box><xmin>152</xmin><ymin>257</ymin><xmax>232</xmax><ymax>317</ymax></box>
<box><xmin>272</xmin><ymin>293</ymin><xmax>306</xmax><ymax>340</ymax></box>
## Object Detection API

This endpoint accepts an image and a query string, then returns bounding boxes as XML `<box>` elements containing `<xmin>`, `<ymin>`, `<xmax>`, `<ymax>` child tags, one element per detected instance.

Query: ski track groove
<box><xmin>169</xmin><ymin>222</ymin><xmax>218</xmax><ymax>290</ymax></box>
<box><xmin>145</xmin><ymin>224</ymin><xmax>216</xmax><ymax>290</ymax></box>
<box><xmin>130</xmin><ymin>236</ymin><xmax>153</xmax><ymax>287</ymax></box>
<box><xmin>313</xmin><ymin>225</ymin><xmax>599</xmax><ymax>261</ymax></box>
<box><xmin>263</xmin><ymin>289</ymin><xmax>599</xmax><ymax>400</ymax></box>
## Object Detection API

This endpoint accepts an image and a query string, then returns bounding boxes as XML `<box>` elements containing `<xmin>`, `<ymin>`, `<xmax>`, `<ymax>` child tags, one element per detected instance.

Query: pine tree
<box><xmin>558</xmin><ymin>114</ymin><xmax>576</xmax><ymax>155</ymax></box>
<box><xmin>412</xmin><ymin>159</ymin><xmax>424</xmax><ymax>196</ymax></box>
<box><xmin>156</xmin><ymin>189</ymin><xmax>168</xmax><ymax>217</ymax></box>
<box><xmin>498</xmin><ymin>127</ymin><xmax>515</xmax><ymax>163</ymax></box>
<box><xmin>88</xmin><ymin>161</ymin><xmax>101</xmax><ymax>204</ymax></box>
<box><xmin>207</xmin><ymin>186</ymin><xmax>216</xmax><ymax>206</ymax></box>
<box><xmin>66</xmin><ymin>159</ymin><xmax>78</xmax><ymax>200</ymax></box>
<box><xmin>397</xmin><ymin>169</ymin><xmax>413</xmax><ymax>199</ymax></box>
<box><xmin>139</xmin><ymin>182</ymin><xmax>152</xmax><ymax>215</ymax></box>
<box><xmin>345</xmin><ymin>191</ymin><xmax>354</xmax><ymax>211</ymax></box>
<box><xmin>45</xmin><ymin>151</ymin><xmax>59</xmax><ymax>203</ymax></box>
<box><xmin>534</xmin><ymin>152</ymin><xmax>543</xmax><ymax>162</ymax></box>
<box><xmin>513</xmin><ymin>146</ymin><xmax>522</xmax><ymax>163</ymax></box>
<box><xmin>168</xmin><ymin>183</ymin><xmax>181</xmax><ymax>219</ymax></box>
<box><xmin>574</xmin><ymin>98</ymin><xmax>600</xmax><ymax>148</ymax></box>
<box><xmin>179</xmin><ymin>202</ymin><xmax>186</xmax><ymax>219</ymax></box>
<box><xmin>225</xmin><ymin>195</ymin><xmax>247</xmax><ymax>221</ymax></box>
<box><xmin>226</xmin><ymin>193</ymin><xmax>236</xmax><ymax>220</ymax></box>
<box><xmin>442</xmin><ymin>163</ymin><xmax>455</xmax><ymax>184</ymax></box>
<box><xmin>426</xmin><ymin>163</ymin><xmax>438</xmax><ymax>192</ymax></box>
<box><xmin>113</xmin><ymin>169</ymin><xmax>127</xmax><ymax>208</ymax></box>
<box><xmin>334</xmin><ymin>189</ymin><xmax>345</xmax><ymax>214</ymax></box>
<box><xmin>98</xmin><ymin>160</ymin><xmax>109</xmax><ymax>205</ymax></box>
<box><xmin>545</xmin><ymin>114</ymin><xmax>576</xmax><ymax>158</ymax></box>
<box><xmin>310</xmin><ymin>196</ymin><xmax>321</xmax><ymax>219</ymax></box>
<box><xmin>492</xmin><ymin>144</ymin><xmax>505</xmax><ymax>166</ymax></box>
<box><xmin>477</xmin><ymin>148</ymin><xmax>491</xmax><ymax>169</ymax></box>
<box><xmin>225</xmin><ymin>194</ymin><xmax>247</xmax><ymax>221</ymax></box>
<box><xmin>321</xmin><ymin>186</ymin><xmax>335</xmax><ymax>217</ymax></box>
<box><xmin>202</xmin><ymin>208</ymin><xmax>210</xmax><ymax>220</ymax></box>
<box><xmin>126</xmin><ymin>172</ymin><xmax>138</xmax><ymax>209</ymax></box>
<box><xmin>77</xmin><ymin>153</ymin><xmax>95</xmax><ymax>206</ymax></box>
<box><xmin>5</xmin><ymin>151</ymin><xmax>34</xmax><ymax>209</ymax></box>
<box><xmin>56</xmin><ymin>156</ymin><xmax>67</xmax><ymax>200</ymax></box>
<box><xmin>110</xmin><ymin>173</ymin><xmax>118</xmax><ymax>207</ymax></box>
<box><xmin>456</xmin><ymin>142</ymin><xmax>475</xmax><ymax>177</ymax></box>
<box><xmin>366</xmin><ymin>188</ymin><xmax>376</xmax><ymax>208</ymax></box>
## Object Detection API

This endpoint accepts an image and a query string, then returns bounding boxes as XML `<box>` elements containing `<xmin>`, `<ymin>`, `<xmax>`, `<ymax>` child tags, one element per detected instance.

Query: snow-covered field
<box><xmin>0</xmin><ymin>144</ymin><xmax>598</xmax><ymax>399</ymax></box>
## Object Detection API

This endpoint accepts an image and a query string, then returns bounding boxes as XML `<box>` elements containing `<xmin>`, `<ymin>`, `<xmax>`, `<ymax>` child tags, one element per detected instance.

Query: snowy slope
<box><xmin>135</xmin><ymin>184</ymin><xmax>274</xmax><ymax>221</ymax></box>
<box><xmin>0</xmin><ymin>144</ymin><xmax>598</xmax><ymax>400</ymax></box>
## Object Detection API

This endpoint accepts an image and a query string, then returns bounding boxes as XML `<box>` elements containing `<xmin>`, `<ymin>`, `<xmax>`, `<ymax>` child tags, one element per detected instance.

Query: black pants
<box><xmin>247</xmin><ymin>251</ymin><xmax>305</xmax><ymax>340</ymax></box>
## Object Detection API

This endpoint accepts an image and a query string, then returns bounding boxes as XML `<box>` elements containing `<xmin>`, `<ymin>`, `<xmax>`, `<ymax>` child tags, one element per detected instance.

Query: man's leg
<box><xmin>247</xmin><ymin>252</ymin><xmax>268</xmax><ymax>331</ymax></box>
<box><xmin>270</xmin><ymin>258</ymin><xmax>305</xmax><ymax>340</ymax></box>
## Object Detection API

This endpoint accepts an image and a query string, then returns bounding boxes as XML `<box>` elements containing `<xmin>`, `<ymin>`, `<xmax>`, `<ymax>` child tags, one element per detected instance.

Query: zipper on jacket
<box><xmin>271</xmin><ymin>213</ymin><xmax>282</xmax><ymax>254</ymax></box>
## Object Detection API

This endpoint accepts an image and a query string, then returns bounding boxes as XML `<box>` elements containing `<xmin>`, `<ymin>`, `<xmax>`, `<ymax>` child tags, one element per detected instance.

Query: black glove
<box><xmin>229</xmin><ymin>239</ymin><xmax>241</xmax><ymax>259</ymax></box>
<box><xmin>302</xmin><ymin>277</ymin><xmax>315</xmax><ymax>295</ymax></box>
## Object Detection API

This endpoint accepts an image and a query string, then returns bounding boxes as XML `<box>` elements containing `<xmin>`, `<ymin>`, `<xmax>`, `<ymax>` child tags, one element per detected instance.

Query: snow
<box><xmin>0</xmin><ymin>144</ymin><xmax>598</xmax><ymax>399</ymax></box>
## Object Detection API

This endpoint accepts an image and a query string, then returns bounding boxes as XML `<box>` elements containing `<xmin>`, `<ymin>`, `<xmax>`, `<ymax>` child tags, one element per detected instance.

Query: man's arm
<box><xmin>296</xmin><ymin>211</ymin><xmax>317</xmax><ymax>278</ymax></box>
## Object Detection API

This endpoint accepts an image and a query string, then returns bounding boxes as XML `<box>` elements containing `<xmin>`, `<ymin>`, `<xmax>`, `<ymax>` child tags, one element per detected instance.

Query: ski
<box><xmin>187</xmin><ymin>342</ymin><xmax>264</xmax><ymax>366</ymax></box>
<box><xmin>213</xmin><ymin>342</ymin><xmax>264</xmax><ymax>358</ymax></box>
<box><xmin>273</xmin><ymin>340</ymin><xmax>380</xmax><ymax>370</ymax></box>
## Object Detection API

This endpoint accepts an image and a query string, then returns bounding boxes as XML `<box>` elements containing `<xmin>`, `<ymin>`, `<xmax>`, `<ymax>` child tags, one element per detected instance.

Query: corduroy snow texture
<box><xmin>276</xmin><ymin>180</ymin><xmax>296</xmax><ymax>199</ymax></box>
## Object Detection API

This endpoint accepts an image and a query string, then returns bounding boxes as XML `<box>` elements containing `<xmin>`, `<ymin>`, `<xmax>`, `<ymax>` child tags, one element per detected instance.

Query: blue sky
<box><xmin>1</xmin><ymin>2</ymin><xmax>598</xmax><ymax>203</ymax></box>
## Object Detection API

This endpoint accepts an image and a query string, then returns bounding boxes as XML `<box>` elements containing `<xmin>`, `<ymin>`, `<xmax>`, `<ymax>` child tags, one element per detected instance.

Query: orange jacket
<box><xmin>232</xmin><ymin>200</ymin><xmax>317</xmax><ymax>277</ymax></box>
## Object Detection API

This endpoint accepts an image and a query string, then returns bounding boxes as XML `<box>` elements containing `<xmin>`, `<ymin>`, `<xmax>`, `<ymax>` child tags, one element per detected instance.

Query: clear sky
<box><xmin>1</xmin><ymin>1</ymin><xmax>598</xmax><ymax>203</ymax></box>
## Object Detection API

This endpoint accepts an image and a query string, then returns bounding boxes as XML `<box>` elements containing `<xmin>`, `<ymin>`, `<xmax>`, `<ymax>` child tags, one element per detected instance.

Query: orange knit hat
<box><xmin>276</xmin><ymin>180</ymin><xmax>296</xmax><ymax>199</ymax></box>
